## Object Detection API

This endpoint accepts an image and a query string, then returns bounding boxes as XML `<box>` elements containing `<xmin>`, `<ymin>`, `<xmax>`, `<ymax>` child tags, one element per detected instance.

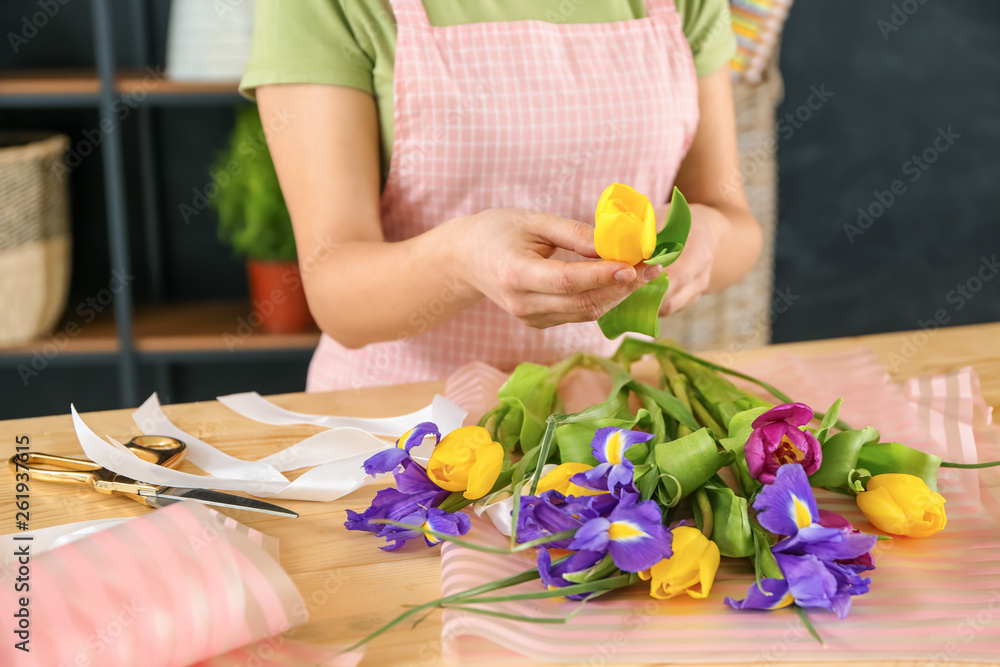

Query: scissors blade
<box><xmin>143</xmin><ymin>487</ymin><xmax>299</xmax><ymax>518</ymax></box>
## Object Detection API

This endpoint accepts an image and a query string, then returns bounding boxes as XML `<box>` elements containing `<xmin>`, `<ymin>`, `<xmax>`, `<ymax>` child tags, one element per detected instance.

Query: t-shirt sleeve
<box><xmin>239</xmin><ymin>0</ymin><xmax>375</xmax><ymax>99</ymax></box>
<box><xmin>676</xmin><ymin>0</ymin><xmax>737</xmax><ymax>77</ymax></box>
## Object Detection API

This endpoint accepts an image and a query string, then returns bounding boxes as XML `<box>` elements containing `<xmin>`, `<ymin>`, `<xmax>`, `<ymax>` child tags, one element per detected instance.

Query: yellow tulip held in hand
<box><xmin>594</xmin><ymin>183</ymin><xmax>657</xmax><ymax>266</ymax></box>
<box><xmin>856</xmin><ymin>473</ymin><xmax>947</xmax><ymax>537</ymax></box>
<box><xmin>426</xmin><ymin>426</ymin><xmax>504</xmax><ymax>500</ymax></box>
<box><xmin>638</xmin><ymin>526</ymin><xmax>720</xmax><ymax>600</ymax></box>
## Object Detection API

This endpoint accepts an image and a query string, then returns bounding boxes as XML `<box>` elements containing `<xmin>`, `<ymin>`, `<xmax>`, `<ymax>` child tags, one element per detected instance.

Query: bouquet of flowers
<box><xmin>344</xmin><ymin>337</ymin><xmax>986</xmax><ymax>648</ymax></box>
<box><xmin>343</xmin><ymin>184</ymin><xmax>994</xmax><ymax>650</ymax></box>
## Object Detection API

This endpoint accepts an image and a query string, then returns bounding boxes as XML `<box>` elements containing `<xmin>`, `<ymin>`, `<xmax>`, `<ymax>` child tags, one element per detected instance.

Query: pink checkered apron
<box><xmin>307</xmin><ymin>0</ymin><xmax>699</xmax><ymax>391</ymax></box>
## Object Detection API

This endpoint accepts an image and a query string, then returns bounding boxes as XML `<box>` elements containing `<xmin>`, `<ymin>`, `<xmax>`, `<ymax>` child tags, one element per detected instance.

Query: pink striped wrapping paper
<box><xmin>0</xmin><ymin>502</ymin><xmax>362</xmax><ymax>667</ymax></box>
<box><xmin>440</xmin><ymin>349</ymin><xmax>1000</xmax><ymax>664</ymax></box>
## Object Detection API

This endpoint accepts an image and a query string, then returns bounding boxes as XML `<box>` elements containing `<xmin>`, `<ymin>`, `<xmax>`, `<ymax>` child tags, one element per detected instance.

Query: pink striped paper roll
<box><xmin>440</xmin><ymin>349</ymin><xmax>1000</xmax><ymax>664</ymax></box>
<box><xmin>0</xmin><ymin>502</ymin><xmax>343</xmax><ymax>667</ymax></box>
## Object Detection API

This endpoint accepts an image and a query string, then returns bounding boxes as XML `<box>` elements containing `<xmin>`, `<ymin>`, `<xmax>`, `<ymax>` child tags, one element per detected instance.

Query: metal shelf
<box><xmin>3</xmin><ymin>0</ymin><xmax>268</xmax><ymax>407</ymax></box>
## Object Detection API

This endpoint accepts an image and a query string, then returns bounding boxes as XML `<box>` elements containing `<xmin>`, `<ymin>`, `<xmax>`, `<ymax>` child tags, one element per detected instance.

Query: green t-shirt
<box><xmin>240</xmin><ymin>0</ymin><xmax>735</xmax><ymax>177</ymax></box>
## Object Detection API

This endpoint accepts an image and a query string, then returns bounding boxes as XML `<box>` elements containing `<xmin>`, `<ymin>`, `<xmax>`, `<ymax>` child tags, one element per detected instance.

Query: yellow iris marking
<box><xmin>398</xmin><ymin>428</ymin><xmax>415</xmax><ymax>449</ymax></box>
<box><xmin>608</xmin><ymin>521</ymin><xmax>645</xmax><ymax>541</ymax></box>
<box><xmin>606</xmin><ymin>432</ymin><xmax>622</xmax><ymax>465</ymax></box>
<box><xmin>422</xmin><ymin>521</ymin><xmax>439</xmax><ymax>544</ymax></box>
<box><xmin>770</xmin><ymin>592</ymin><xmax>795</xmax><ymax>609</ymax></box>
<box><xmin>793</xmin><ymin>496</ymin><xmax>813</xmax><ymax>529</ymax></box>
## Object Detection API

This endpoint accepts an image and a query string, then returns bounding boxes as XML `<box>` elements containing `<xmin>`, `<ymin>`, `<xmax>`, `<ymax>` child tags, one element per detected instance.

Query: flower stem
<box><xmin>688</xmin><ymin>390</ymin><xmax>726</xmax><ymax>435</ymax></box>
<box><xmin>941</xmin><ymin>460</ymin><xmax>1000</xmax><ymax>468</ymax></box>
<box><xmin>343</xmin><ymin>566</ymin><xmax>542</xmax><ymax>652</ymax></box>
<box><xmin>657</xmin><ymin>354</ymin><xmax>692</xmax><ymax>437</ymax></box>
<box><xmin>658</xmin><ymin>343</ymin><xmax>853</xmax><ymax>431</ymax></box>
<box><xmin>694</xmin><ymin>487</ymin><xmax>714</xmax><ymax>538</ymax></box>
<box><xmin>794</xmin><ymin>605</ymin><xmax>825</xmax><ymax>645</ymax></box>
<box><xmin>375</xmin><ymin>520</ymin><xmax>576</xmax><ymax>555</ymax></box>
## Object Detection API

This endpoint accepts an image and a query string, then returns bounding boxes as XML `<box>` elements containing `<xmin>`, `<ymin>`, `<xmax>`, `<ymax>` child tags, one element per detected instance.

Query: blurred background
<box><xmin>1</xmin><ymin>0</ymin><xmax>998</xmax><ymax>419</ymax></box>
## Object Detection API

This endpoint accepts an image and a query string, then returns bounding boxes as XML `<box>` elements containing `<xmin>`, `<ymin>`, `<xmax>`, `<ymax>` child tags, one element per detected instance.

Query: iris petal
<box><xmin>397</xmin><ymin>422</ymin><xmax>441</xmax><ymax>452</ymax></box>
<box><xmin>363</xmin><ymin>449</ymin><xmax>410</xmax><ymax>476</ymax></box>
<box><xmin>754</xmin><ymin>464</ymin><xmax>820</xmax><ymax>537</ymax></box>
<box><xmin>725</xmin><ymin>577</ymin><xmax>793</xmax><ymax>611</ymax></box>
<box><xmin>591</xmin><ymin>427</ymin><xmax>653</xmax><ymax>465</ymax></box>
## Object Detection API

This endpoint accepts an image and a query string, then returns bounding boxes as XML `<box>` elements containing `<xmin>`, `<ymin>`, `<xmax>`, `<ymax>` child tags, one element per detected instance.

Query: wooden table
<box><xmin>2</xmin><ymin>322</ymin><xmax>998</xmax><ymax>666</ymax></box>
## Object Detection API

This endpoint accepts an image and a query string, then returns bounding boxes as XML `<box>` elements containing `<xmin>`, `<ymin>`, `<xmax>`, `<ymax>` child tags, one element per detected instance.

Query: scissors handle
<box><xmin>11</xmin><ymin>452</ymin><xmax>105</xmax><ymax>486</ymax></box>
<box><xmin>8</xmin><ymin>435</ymin><xmax>187</xmax><ymax>493</ymax></box>
<box><xmin>124</xmin><ymin>435</ymin><xmax>186</xmax><ymax>468</ymax></box>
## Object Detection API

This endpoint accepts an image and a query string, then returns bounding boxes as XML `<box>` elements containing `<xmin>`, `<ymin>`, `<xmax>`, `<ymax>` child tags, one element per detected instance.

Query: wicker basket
<box><xmin>659</xmin><ymin>50</ymin><xmax>784</xmax><ymax>358</ymax></box>
<box><xmin>0</xmin><ymin>133</ymin><xmax>72</xmax><ymax>346</ymax></box>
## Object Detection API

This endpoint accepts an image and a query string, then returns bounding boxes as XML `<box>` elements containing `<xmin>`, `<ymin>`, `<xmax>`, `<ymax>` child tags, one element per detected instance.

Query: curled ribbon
<box><xmin>70</xmin><ymin>393</ymin><xmax>466</xmax><ymax>502</ymax></box>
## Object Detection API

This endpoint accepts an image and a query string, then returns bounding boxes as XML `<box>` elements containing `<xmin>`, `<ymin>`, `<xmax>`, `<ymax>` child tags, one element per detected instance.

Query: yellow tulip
<box><xmin>534</xmin><ymin>462</ymin><xmax>605</xmax><ymax>497</ymax></box>
<box><xmin>594</xmin><ymin>183</ymin><xmax>657</xmax><ymax>266</ymax></box>
<box><xmin>856</xmin><ymin>473</ymin><xmax>947</xmax><ymax>537</ymax></box>
<box><xmin>638</xmin><ymin>526</ymin><xmax>720</xmax><ymax>600</ymax></box>
<box><xmin>426</xmin><ymin>426</ymin><xmax>504</xmax><ymax>500</ymax></box>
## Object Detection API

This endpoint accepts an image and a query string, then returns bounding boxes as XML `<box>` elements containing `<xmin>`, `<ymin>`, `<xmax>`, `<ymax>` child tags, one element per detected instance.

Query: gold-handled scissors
<box><xmin>9</xmin><ymin>435</ymin><xmax>298</xmax><ymax>518</ymax></box>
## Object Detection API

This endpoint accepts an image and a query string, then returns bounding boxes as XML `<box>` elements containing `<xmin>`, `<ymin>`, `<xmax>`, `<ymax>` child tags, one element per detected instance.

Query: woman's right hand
<box><xmin>446</xmin><ymin>208</ymin><xmax>661</xmax><ymax>329</ymax></box>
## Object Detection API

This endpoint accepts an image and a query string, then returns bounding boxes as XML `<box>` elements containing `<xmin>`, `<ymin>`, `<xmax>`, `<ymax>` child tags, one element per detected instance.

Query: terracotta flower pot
<box><xmin>245</xmin><ymin>259</ymin><xmax>315</xmax><ymax>334</ymax></box>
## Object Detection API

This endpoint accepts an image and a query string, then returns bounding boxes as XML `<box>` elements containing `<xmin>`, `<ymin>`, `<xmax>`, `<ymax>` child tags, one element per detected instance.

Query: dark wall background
<box><xmin>0</xmin><ymin>0</ymin><xmax>309</xmax><ymax>419</ymax></box>
<box><xmin>1</xmin><ymin>0</ymin><xmax>998</xmax><ymax>418</ymax></box>
<box><xmin>773</xmin><ymin>0</ymin><xmax>1000</xmax><ymax>342</ymax></box>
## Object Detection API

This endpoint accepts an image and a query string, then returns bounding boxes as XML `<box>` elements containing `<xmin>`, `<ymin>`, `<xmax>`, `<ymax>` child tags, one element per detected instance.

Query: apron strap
<box><xmin>388</xmin><ymin>0</ymin><xmax>431</xmax><ymax>27</ymax></box>
<box><xmin>644</xmin><ymin>0</ymin><xmax>680</xmax><ymax>17</ymax></box>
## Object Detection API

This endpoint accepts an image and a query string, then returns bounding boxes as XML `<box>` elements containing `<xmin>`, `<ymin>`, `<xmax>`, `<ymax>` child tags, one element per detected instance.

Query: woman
<box><xmin>240</xmin><ymin>0</ymin><xmax>762</xmax><ymax>391</ymax></box>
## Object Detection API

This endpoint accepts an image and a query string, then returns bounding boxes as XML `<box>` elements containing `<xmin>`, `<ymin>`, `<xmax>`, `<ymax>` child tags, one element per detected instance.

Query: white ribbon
<box><xmin>472</xmin><ymin>464</ymin><xmax>556</xmax><ymax>536</ymax></box>
<box><xmin>70</xmin><ymin>393</ymin><xmax>467</xmax><ymax>502</ymax></box>
<box><xmin>216</xmin><ymin>391</ymin><xmax>465</xmax><ymax>435</ymax></box>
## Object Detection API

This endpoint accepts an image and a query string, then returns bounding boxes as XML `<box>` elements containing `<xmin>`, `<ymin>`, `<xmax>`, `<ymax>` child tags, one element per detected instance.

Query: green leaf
<box><xmin>653</xmin><ymin>186</ymin><xmax>692</xmax><ymax>251</ymax></box>
<box><xmin>693</xmin><ymin>477</ymin><xmax>755</xmax><ymax>558</ymax></box>
<box><xmin>492</xmin><ymin>356</ymin><xmax>583</xmax><ymax>453</ymax></box>
<box><xmin>597</xmin><ymin>188</ymin><xmax>692</xmax><ymax>339</ymax></box>
<box><xmin>631</xmin><ymin>382</ymin><xmax>701</xmax><ymax>433</ymax></box>
<box><xmin>212</xmin><ymin>108</ymin><xmax>297</xmax><ymax>261</ymax></box>
<box><xmin>817</xmin><ymin>398</ymin><xmax>843</xmax><ymax>432</ymax></box>
<box><xmin>794</xmin><ymin>606</ymin><xmax>825</xmax><ymax>645</ymax></box>
<box><xmin>856</xmin><ymin>442</ymin><xmax>943</xmax><ymax>491</ymax></box>
<box><xmin>555</xmin><ymin>408</ymin><xmax>652</xmax><ymax>465</ymax></box>
<box><xmin>562</xmin><ymin>553</ymin><xmax>617</xmax><ymax>584</ymax></box>
<box><xmin>653</xmin><ymin>428</ymin><xmax>733</xmax><ymax>503</ymax></box>
<box><xmin>808</xmin><ymin>427</ymin><xmax>880</xmax><ymax>491</ymax></box>
<box><xmin>751</xmin><ymin>521</ymin><xmax>783</xmax><ymax>583</ymax></box>
<box><xmin>597</xmin><ymin>273</ymin><xmax>671</xmax><ymax>339</ymax></box>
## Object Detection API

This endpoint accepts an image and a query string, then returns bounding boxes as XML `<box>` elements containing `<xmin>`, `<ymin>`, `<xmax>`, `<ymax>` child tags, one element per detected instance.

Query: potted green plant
<box><xmin>211</xmin><ymin>107</ymin><xmax>313</xmax><ymax>334</ymax></box>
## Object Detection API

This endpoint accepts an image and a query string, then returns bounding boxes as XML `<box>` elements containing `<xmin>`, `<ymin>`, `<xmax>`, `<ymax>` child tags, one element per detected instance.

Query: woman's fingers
<box><xmin>515</xmin><ymin>256</ymin><xmax>640</xmax><ymax>296</ymax></box>
<box><xmin>521</xmin><ymin>211</ymin><xmax>601</xmax><ymax>258</ymax></box>
<box><xmin>514</xmin><ymin>276</ymin><xmax>650</xmax><ymax>325</ymax></box>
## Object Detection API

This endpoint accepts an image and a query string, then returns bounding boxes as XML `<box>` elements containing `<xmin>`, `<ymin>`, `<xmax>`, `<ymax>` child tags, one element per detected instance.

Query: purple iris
<box><xmin>725</xmin><ymin>464</ymin><xmax>876</xmax><ymax>618</ymax></box>
<box><xmin>569</xmin><ymin>494</ymin><xmax>672</xmax><ymax>573</ymax></box>
<box><xmin>346</xmin><ymin>422</ymin><xmax>453</xmax><ymax>550</ymax></box>
<box><xmin>374</xmin><ymin>507</ymin><xmax>471</xmax><ymax>550</ymax></box>
<box><xmin>744</xmin><ymin>403</ymin><xmax>822</xmax><ymax>484</ymax></box>
<box><xmin>571</xmin><ymin>427</ymin><xmax>654</xmax><ymax>497</ymax></box>
<box><xmin>536</xmin><ymin>549</ymin><xmax>606</xmax><ymax>600</ymax></box>
<box><xmin>817</xmin><ymin>510</ymin><xmax>875</xmax><ymax>570</ymax></box>
<box><xmin>363</xmin><ymin>422</ymin><xmax>441</xmax><ymax>475</ymax></box>
<box><xmin>517</xmin><ymin>490</ymin><xmax>618</xmax><ymax>548</ymax></box>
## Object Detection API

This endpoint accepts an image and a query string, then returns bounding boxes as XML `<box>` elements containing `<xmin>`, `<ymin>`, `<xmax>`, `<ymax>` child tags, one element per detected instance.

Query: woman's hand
<box><xmin>658</xmin><ymin>203</ymin><xmax>722</xmax><ymax>316</ymax></box>
<box><xmin>447</xmin><ymin>208</ymin><xmax>660</xmax><ymax>329</ymax></box>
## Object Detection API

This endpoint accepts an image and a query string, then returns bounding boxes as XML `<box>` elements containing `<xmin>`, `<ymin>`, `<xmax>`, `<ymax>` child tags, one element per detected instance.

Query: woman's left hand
<box><xmin>658</xmin><ymin>203</ymin><xmax>722</xmax><ymax>316</ymax></box>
